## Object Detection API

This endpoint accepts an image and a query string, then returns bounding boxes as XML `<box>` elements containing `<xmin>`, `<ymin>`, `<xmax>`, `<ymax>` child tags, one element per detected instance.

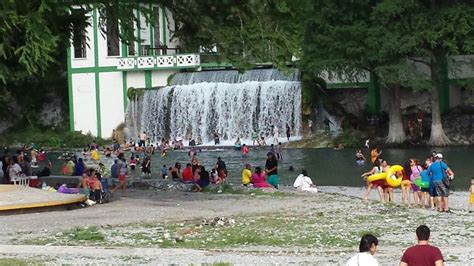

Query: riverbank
<box><xmin>0</xmin><ymin>186</ymin><xmax>472</xmax><ymax>265</ymax></box>
<box><xmin>0</xmin><ymin>128</ymin><xmax>111</xmax><ymax>149</ymax></box>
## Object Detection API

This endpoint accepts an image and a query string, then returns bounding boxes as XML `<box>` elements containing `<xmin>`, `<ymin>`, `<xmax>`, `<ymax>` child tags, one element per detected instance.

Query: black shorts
<box><xmin>429</xmin><ymin>185</ymin><xmax>438</xmax><ymax>197</ymax></box>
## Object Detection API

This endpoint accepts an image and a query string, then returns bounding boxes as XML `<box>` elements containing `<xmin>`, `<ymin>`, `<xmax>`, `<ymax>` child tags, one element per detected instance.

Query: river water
<box><xmin>45</xmin><ymin>147</ymin><xmax>473</xmax><ymax>190</ymax></box>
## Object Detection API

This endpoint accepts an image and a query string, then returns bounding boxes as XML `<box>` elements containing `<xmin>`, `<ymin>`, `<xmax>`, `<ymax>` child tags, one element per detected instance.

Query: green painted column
<box><xmin>439</xmin><ymin>57</ymin><xmax>450</xmax><ymax>114</ymax></box>
<box><xmin>145</xmin><ymin>70</ymin><xmax>152</xmax><ymax>88</ymax></box>
<box><xmin>93</xmin><ymin>8</ymin><xmax>102</xmax><ymax>138</ymax></box>
<box><xmin>367</xmin><ymin>72</ymin><xmax>381</xmax><ymax>114</ymax></box>
<box><xmin>67</xmin><ymin>47</ymin><xmax>75</xmax><ymax>132</ymax></box>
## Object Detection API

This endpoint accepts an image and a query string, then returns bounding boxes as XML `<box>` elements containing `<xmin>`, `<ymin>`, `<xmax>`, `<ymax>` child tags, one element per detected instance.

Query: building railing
<box><xmin>117</xmin><ymin>53</ymin><xmax>200</xmax><ymax>70</ymax></box>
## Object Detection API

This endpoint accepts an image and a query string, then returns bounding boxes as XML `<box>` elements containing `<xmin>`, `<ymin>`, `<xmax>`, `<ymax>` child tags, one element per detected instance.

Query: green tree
<box><xmin>372</xmin><ymin>0</ymin><xmax>474</xmax><ymax>146</ymax></box>
<box><xmin>301</xmin><ymin>0</ymin><xmax>414</xmax><ymax>144</ymax></box>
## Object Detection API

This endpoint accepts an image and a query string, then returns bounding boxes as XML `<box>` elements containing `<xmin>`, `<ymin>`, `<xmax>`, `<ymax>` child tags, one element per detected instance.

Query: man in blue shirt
<box><xmin>428</xmin><ymin>153</ymin><xmax>454</xmax><ymax>212</ymax></box>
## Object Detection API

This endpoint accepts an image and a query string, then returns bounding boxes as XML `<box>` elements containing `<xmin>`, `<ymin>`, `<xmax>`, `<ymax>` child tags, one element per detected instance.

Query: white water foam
<box><xmin>126</xmin><ymin>69</ymin><xmax>302</xmax><ymax>145</ymax></box>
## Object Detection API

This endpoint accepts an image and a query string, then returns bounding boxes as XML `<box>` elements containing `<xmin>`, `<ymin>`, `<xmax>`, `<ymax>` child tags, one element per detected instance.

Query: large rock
<box><xmin>38</xmin><ymin>97</ymin><xmax>65</xmax><ymax>127</ymax></box>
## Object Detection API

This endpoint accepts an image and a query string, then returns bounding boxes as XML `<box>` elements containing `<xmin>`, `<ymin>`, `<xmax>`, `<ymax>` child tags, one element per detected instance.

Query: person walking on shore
<box><xmin>400</xmin><ymin>225</ymin><xmax>444</xmax><ymax>266</ymax></box>
<box><xmin>346</xmin><ymin>234</ymin><xmax>379</xmax><ymax>266</ymax></box>
<box><xmin>111</xmin><ymin>154</ymin><xmax>128</xmax><ymax>197</ymax></box>
<box><xmin>428</xmin><ymin>153</ymin><xmax>454</xmax><ymax>212</ymax></box>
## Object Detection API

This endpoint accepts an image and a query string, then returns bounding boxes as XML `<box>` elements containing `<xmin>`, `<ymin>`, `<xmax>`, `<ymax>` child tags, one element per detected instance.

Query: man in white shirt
<box><xmin>293</xmin><ymin>169</ymin><xmax>318</xmax><ymax>193</ymax></box>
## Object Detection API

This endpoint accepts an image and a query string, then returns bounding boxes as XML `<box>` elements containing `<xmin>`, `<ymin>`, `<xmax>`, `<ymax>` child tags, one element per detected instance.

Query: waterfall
<box><xmin>125</xmin><ymin>69</ymin><xmax>302</xmax><ymax>145</ymax></box>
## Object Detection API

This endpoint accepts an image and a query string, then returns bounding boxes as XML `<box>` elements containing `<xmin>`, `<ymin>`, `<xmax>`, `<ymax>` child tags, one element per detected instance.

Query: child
<box><xmin>142</xmin><ymin>157</ymin><xmax>151</xmax><ymax>176</ymax></box>
<box><xmin>242</xmin><ymin>144</ymin><xmax>249</xmax><ymax>158</ymax></box>
<box><xmin>129</xmin><ymin>155</ymin><xmax>136</xmax><ymax>171</ymax></box>
<box><xmin>161</xmin><ymin>165</ymin><xmax>168</xmax><ymax>179</ymax></box>
<box><xmin>210</xmin><ymin>168</ymin><xmax>218</xmax><ymax>184</ymax></box>
<box><xmin>469</xmin><ymin>178</ymin><xmax>474</xmax><ymax>213</ymax></box>
<box><xmin>89</xmin><ymin>172</ymin><xmax>103</xmax><ymax>203</ymax></box>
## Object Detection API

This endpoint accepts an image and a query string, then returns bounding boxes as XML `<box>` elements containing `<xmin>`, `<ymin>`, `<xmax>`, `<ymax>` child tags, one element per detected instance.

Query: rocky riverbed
<box><xmin>0</xmin><ymin>186</ymin><xmax>472</xmax><ymax>265</ymax></box>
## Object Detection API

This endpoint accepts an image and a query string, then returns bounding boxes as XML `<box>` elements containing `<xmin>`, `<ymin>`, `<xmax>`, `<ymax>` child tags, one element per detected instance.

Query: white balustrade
<box><xmin>117</xmin><ymin>58</ymin><xmax>136</xmax><ymax>70</ymax></box>
<box><xmin>156</xmin><ymin>55</ymin><xmax>175</xmax><ymax>68</ymax></box>
<box><xmin>118</xmin><ymin>54</ymin><xmax>200</xmax><ymax>70</ymax></box>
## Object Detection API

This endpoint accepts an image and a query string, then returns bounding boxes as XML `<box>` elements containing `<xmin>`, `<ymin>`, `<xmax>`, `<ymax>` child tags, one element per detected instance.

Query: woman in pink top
<box><xmin>410</xmin><ymin>158</ymin><xmax>423</xmax><ymax>207</ymax></box>
<box><xmin>251</xmin><ymin>167</ymin><xmax>271</xmax><ymax>188</ymax></box>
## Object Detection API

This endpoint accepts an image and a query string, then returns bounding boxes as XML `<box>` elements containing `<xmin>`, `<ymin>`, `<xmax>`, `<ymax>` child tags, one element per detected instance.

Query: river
<box><xmin>43</xmin><ymin>146</ymin><xmax>473</xmax><ymax>190</ymax></box>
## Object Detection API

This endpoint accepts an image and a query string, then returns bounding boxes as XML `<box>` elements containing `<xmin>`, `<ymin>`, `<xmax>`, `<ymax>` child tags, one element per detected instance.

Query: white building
<box><xmin>67</xmin><ymin>5</ymin><xmax>200</xmax><ymax>138</ymax></box>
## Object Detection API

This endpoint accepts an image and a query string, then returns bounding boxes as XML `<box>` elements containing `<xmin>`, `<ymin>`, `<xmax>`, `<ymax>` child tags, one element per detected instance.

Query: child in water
<box><xmin>469</xmin><ymin>178</ymin><xmax>474</xmax><ymax>213</ymax></box>
<box><xmin>242</xmin><ymin>144</ymin><xmax>249</xmax><ymax>158</ymax></box>
<box><xmin>161</xmin><ymin>165</ymin><xmax>168</xmax><ymax>179</ymax></box>
<box><xmin>129</xmin><ymin>155</ymin><xmax>136</xmax><ymax>171</ymax></box>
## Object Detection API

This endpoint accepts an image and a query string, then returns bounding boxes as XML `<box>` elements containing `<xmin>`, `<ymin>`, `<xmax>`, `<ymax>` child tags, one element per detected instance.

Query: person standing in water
<box><xmin>251</xmin><ymin>131</ymin><xmax>258</xmax><ymax>146</ymax></box>
<box><xmin>265</xmin><ymin>152</ymin><xmax>279</xmax><ymax>188</ymax></box>
<box><xmin>273</xmin><ymin>125</ymin><xmax>279</xmax><ymax>144</ymax></box>
<box><xmin>213</xmin><ymin>131</ymin><xmax>220</xmax><ymax>145</ymax></box>
<box><xmin>286</xmin><ymin>123</ymin><xmax>291</xmax><ymax>141</ymax></box>
<box><xmin>242</xmin><ymin>144</ymin><xmax>249</xmax><ymax>158</ymax></box>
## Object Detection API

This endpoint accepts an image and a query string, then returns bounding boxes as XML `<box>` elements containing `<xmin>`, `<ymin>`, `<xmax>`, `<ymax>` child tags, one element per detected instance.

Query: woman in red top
<box><xmin>181</xmin><ymin>163</ymin><xmax>193</xmax><ymax>183</ymax></box>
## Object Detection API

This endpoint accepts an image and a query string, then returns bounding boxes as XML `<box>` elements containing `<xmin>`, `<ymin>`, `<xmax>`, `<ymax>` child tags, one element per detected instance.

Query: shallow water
<box><xmin>45</xmin><ymin>146</ymin><xmax>473</xmax><ymax>190</ymax></box>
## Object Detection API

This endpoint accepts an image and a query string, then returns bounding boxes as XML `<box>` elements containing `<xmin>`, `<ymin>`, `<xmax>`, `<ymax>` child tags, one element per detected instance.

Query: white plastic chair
<box><xmin>12</xmin><ymin>176</ymin><xmax>30</xmax><ymax>187</ymax></box>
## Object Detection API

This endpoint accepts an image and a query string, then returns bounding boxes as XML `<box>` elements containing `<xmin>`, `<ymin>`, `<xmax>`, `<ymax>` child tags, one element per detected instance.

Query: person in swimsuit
<box><xmin>410</xmin><ymin>158</ymin><xmax>424</xmax><ymax>208</ymax></box>
<box><xmin>361</xmin><ymin>160</ymin><xmax>384</xmax><ymax>202</ymax></box>
<box><xmin>401</xmin><ymin>161</ymin><xmax>413</xmax><ymax>207</ymax></box>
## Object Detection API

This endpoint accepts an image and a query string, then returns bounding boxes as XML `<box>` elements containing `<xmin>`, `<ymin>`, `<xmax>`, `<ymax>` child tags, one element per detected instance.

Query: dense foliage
<box><xmin>1</xmin><ymin>0</ymin><xmax>473</xmax><ymax>146</ymax></box>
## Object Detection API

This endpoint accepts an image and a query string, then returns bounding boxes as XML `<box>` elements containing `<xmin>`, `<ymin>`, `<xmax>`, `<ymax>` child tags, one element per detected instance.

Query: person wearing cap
<box><xmin>428</xmin><ymin>153</ymin><xmax>454</xmax><ymax>212</ymax></box>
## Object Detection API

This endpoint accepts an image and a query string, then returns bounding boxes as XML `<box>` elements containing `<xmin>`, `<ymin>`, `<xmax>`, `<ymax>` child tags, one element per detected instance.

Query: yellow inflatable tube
<box><xmin>386</xmin><ymin>165</ymin><xmax>404</xmax><ymax>187</ymax></box>
<box><xmin>367</xmin><ymin>172</ymin><xmax>387</xmax><ymax>183</ymax></box>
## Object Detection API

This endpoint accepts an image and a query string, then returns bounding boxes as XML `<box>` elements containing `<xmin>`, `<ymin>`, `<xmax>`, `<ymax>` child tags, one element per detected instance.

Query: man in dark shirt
<box><xmin>265</xmin><ymin>152</ymin><xmax>278</xmax><ymax>188</ymax></box>
<box><xmin>400</xmin><ymin>225</ymin><xmax>444</xmax><ymax>266</ymax></box>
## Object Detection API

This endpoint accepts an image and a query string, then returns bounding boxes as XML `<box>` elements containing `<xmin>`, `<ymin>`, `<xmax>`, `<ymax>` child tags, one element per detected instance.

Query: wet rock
<box><xmin>201</xmin><ymin>217</ymin><xmax>236</xmax><ymax>227</ymax></box>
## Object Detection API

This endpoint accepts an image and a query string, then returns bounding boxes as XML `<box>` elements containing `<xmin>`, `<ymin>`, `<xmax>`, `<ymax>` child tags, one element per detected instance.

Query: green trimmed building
<box><xmin>68</xmin><ymin>6</ymin><xmax>470</xmax><ymax>138</ymax></box>
<box><xmin>67</xmin><ymin>5</ymin><xmax>200</xmax><ymax>138</ymax></box>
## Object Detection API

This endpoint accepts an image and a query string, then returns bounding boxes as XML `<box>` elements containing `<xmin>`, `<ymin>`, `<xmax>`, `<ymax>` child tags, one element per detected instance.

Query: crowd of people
<box><xmin>0</xmin><ymin>145</ymin><xmax>50</xmax><ymax>184</ymax></box>
<box><xmin>361</xmin><ymin>149</ymin><xmax>455</xmax><ymax>212</ymax></box>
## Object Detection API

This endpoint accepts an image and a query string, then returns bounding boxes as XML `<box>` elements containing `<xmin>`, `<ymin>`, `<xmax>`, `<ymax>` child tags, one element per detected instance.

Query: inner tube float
<box><xmin>367</xmin><ymin>172</ymin><xmax>386</xmax><ymax>183</ymax></box>
<box><xmin>414</xmin><ymin>177</ymin><xmax>430</xmax><ymax>188</ymax></box>
<box><xmin>386</xmin><ymin>165</ymin><xmax>404</xmax><ymax>187</ymax></box>
<box><xmin>415</xmin><ymin>170</ymin><xmax>431</xmax><ymax>188</ymax></box>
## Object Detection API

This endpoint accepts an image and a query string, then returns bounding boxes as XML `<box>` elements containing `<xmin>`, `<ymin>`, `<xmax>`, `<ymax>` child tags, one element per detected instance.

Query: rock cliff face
<box><xmin>443</xmin><ymin>108</ymin><xmax>474</xmax><ymax>145</ymax></box>
<box><xmin>0</xmin><ymin>91</ymin><xmax>67</xmax><ymax>134</ymax></box>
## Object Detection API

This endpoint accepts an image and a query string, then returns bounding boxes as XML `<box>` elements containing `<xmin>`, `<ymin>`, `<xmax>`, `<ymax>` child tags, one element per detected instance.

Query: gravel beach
<box><xmin>0</xmin><ymin>186</ymin><xmax>472</xmax><ymax>265</ymax></box>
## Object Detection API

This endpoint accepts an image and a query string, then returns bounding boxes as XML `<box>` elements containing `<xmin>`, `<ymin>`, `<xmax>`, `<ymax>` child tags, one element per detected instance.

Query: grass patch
<box><xmin>204</xmin><ymin>184</ymin><xmax>291</xmax><ymax>197</ymax></box>
<box><xmin>0</xmin><ymin>258</ymin><xmax>43</xmax><ymax>266</ymax></box>
<box><xmin>66</xmin><ymin>227</ymin><xmax>105</xmax><ymax>242</ymax></box>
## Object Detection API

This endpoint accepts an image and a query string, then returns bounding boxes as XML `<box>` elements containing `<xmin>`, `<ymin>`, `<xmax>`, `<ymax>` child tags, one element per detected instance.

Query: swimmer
<box><xmin>355</xmin><ymin>149</ymin><xmax>366</xmax><ymax>166</ymax></box>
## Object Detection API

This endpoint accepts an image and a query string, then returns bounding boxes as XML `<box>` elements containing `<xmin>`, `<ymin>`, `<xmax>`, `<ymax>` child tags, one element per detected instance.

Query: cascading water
<box><xmin>125</xmin><ymin>69</ymin><xmax>302</xmax><ymax>145</ymax></box>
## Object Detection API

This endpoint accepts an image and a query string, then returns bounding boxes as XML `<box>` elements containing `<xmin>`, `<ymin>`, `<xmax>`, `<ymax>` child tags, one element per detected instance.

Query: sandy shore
<box><xmin>0</xmin><ymin>186</ymin><xmax>472</xmax><ymax>265</ymax></box>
